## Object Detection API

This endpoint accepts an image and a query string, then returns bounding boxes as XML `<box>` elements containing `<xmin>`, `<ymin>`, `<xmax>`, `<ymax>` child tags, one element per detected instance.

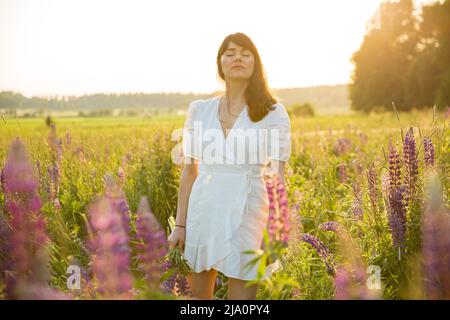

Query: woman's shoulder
<box><xmin>188</xmin><ymin>96</ymin><xmax>219</xmax><ymax>111</ymax></box>
<box><xmin>265</xmin><ymin>101</ymin><xmax>290</xmax><ymax>122</ymax></box>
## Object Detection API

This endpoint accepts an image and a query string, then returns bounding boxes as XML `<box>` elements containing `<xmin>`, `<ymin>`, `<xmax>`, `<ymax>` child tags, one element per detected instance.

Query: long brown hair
<box><xmin>216</xmin><ymin>32</ymin><xmax>277</xmax><ymax>122</ymax></box>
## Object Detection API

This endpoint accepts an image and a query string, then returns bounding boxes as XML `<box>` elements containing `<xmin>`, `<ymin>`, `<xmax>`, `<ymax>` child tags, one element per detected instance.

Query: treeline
<box><xmin>0</xmin><ymin>85</ymin><xmax>351</xmax><ymax>115</ymax></box>
<box><xmin>0</xmin><ymin>91</ymin><xmax>211</xmax><ymax>111</ymax></box>
<box><xmin>350</xmin><ymin>0</ymin><xmax>450</xmax><ymax>112</ymax></box>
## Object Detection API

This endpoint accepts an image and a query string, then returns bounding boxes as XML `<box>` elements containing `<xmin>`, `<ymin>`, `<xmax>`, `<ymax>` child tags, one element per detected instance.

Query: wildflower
<box><xmin>423</xmin><ymin>137</ymin><xmax>435</xmax><ymax>168</ymax></box>
<box><xmin>87</xmin><ymin>196</ymin><xmax>133</xmax><ymax>299</ymax></box>
<box><xmin>300</xmin><ymin>233</ymin><xmax>335</xmax><ymax>274</ymax></box>
<box><xmin>403</xmin><ymin>127</ymin><xmax>419</xmax><ymax>205</ymax></box>
<box><xmin>135</xmin><ymin>196</ymin><xmax>167</xmax><ymax>288</ymax></box>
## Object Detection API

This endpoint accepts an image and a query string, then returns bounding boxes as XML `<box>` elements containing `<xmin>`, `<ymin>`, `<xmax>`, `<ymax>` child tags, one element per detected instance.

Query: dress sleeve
<box><xmin>182</xmin><ymin>100</ymin><xmax>202</xmax><ymax>160</ymax></box>
<box><xmin>266</xmin><ymin>103</ymin><xmax>291</xmax><ymax>162</ymax></box>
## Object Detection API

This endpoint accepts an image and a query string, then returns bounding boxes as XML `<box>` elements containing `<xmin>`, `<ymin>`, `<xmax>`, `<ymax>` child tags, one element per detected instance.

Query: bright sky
<box><xmin>0</xmin><ymin>0</ymin><xmax>431</xmax><ymax>98</ymax></box>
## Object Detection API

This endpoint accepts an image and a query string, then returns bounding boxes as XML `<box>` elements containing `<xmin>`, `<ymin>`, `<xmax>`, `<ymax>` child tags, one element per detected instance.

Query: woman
<box><xmin>168</xmin><ymin>32</ymin><xmax>291</xmax><ymax>300</ymax></box>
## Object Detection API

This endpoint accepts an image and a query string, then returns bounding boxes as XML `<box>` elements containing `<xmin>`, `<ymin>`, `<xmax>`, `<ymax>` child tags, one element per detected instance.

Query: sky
<box><xmin>0</xmin><ymin>0</ymin><xmax>433</xmax><ymax>98</ymax></box>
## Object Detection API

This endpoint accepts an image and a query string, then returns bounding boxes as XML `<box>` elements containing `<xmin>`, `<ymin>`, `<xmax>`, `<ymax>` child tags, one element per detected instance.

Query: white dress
<box><xmin>181</xmin><ymin>95</ymin><xmax>291</xmax><ymax>281</ymax></box>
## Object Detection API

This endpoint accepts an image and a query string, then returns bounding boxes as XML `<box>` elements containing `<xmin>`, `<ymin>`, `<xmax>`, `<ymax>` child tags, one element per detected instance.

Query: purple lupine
<box><xmin>421</xmin><ymin>172</ymin><xmax>450</xmax><ymax>299</ymax></box>
<box><xmin>300</xmin><ymin>233</ymin><xmax>336</xmax><ymax>274</ymax></box>
<box><xmin>135</xmin><ymin>196</ymin><xmax>167</xmax><ymax>289</ymax></box>
<box><xmin>47</xmin><ymin>162</ymin><xmax>60</xmax><ymax>201</ymax></box>
<box><xmin>3</xmin><ymin>138</ymin><xmax>52</xmax><ymax>299</ymax></box>
<box><xmin>388</xmin><ymin>185</ymin><xmax>407</xmax><ymax>251</ymax></box>
<box><xmin>104</xmin><ymin>174</ymin><xmax>131</xmax><ymax>234</ymax></box>
<box><xmin>423</xmin><ymin>137</ymin><xmax>435</xmax><ymax>168</ymax></box>
<box><xmin>352</xmin><ymin>181</ymin><xmax>364</xmax><ymax>220</ymax></box>
<box><xmin>160</xmin><ymin>260</ymin><xmax>192</xmax><ymax>298</ymax></box>
<box><xmin>403</xmin><ymin>127</ymin><xmax>419</xmax><ymax>205</ymax></box>
<box><xmin>367</xmin><ymin>163</ymin><xmax>380</xmax><ymax>213</ymax></box>
<box><xmin>319</xmin><ymin>221</ymin><xmax>342</xmax><ymax>233</ymax></box>
<box><xmin>337</xmin><ymin>163</ymin><xmax>348</xmax><ymax>183</ymax></box>
<box><xmin>87</xmin><ymin>196</ymin><xmax>134</xmax><ymax>299</ymax></box>
<box><xmin>333</xmin><ymin>138</ymin><xmax>352</xmax><ymax>156</ymax></box>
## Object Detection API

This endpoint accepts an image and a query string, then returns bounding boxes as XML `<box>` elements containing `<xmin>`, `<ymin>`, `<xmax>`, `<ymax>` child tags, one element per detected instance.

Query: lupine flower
<box><xmin>3</xmin><ymin>138</ymin><xmax>52</xmax><ymax>299</ymax></box>
<box><xmin>265</xmin><ymin>174</ymin><xmax>291</xmax><ymax>245</ymax></box>
<box><xmin>135</xmin><ymin>196</ymin><xmax>167</xmax><ymax>289</ymax></box>
<box><xmin>276</xmin><ymin>176</ymin><xmax>291</xmax><ymax>245</ymax></box>
<box><xmin>319</xmin><ymin>221</ymin><xmax>343</xmax><ymax>233</ymax></box>
<box><xmin>422</xmin><ymin>171</ymin><xmax>450</xmax><ymax>299</ymax></box>
<box><xmin>265</xmin><ymin>177</ymin><xmax>278</xmax><ymax>242</ymax></box>
<box><xmin>47</xmin><ymin>162</ymin><xmax>60</xmax><ymax>201</ymax></box>
<box><xmin>423</xmin><ymin>137</ymin><xmax>435</xmax><ymax>168</ymax></box>
<box><xmin>388</xmin><ymin>185</ymin><xmax>407</xmax><ymax>251</ymax></box>
<box><xmin>388</xmin><ymin>138</ymin><xmax>402</xmax><ymax>190</ymax></box>
<box><xmin>87</xmin><ymin>196</ymin><xmax>133</xmax><ymax>299</ymax></box>
<box><xmin>104</xmin><ymin>174</ymin><xmax>131</xmax><ymax>234</ymax></box>
<box><xmin>160</xmin><ymin>260</ymin><xmax>192</xmax><ymax>298</ymax></box>
<box><xmin>337</xmin><ymin>163</ymin><xmax>348</xmax><ymax>183</ymax></box>
<box><xmin>300</xmin><ymin>233</ymin><xmax>335</xmax><ymax>274</ymax></box>
<box><xmin>333</xmin><ymin>138</ymin><xmax>352</xmax><ymax>156</ymax></box>
<box><xmin>403</xmin><ymin>127</ymin><xmax>419</xmax><ymax>205</ymax></box>
<box><xmin>352</xmin><ymin>181</ymin><xmax>364</xmax><ymax>220</ymax></box>
<box><xmin>367</xmin><ymin>163</ymin><xmax>380</xmax><ymax>213</ymax></box>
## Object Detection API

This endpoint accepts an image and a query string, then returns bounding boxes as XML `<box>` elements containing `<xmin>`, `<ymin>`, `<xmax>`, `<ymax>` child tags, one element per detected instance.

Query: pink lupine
<box><xmin>265</xmin><ymin>174</ymin><xmax>291</xmax><ymax>245</ymax></box>
<box><xmin>276</xmin><ymin>176</ymin><xmax>291</xmax><ymax>245</ymax></box>
<box><xmin>87</xmin><ymin>196</ymin><xmax>134</xmax><ymax>299</ymax></box>
<box><xmin>265</xmin><ymin>176</ymin><xmax>278</xmax><ymax>242</ymax></box>
<box><xmin>104</xmin><ymin>174</ymin><xmax>131</xmax><ymax>234</ymax></box>
<box><xmin>2</xmin><ymin>138</ymin><xmax>53</xmax><ymax>299</ymax></box>
<box><xmin>135</xmin><ymin>196</ymin><xmax>167</xmax><ymax>289</ymax></box>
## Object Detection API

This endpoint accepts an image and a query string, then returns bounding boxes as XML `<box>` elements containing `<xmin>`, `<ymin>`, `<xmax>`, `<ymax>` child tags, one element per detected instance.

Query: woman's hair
<box><xmin>216</xmin><ymin>32</ymin><xmax>277</xmax><ymax>122</ymax></box>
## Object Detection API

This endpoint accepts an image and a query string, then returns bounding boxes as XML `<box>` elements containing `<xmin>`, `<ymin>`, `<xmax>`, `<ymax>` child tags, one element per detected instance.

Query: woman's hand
<box><xmin>168</xmin><ymin>226</ymin><xmax>186</xmax><ymax>253</ymax></box>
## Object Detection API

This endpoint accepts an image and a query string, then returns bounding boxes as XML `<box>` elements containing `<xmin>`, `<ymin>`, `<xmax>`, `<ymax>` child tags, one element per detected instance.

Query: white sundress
<box><xmin>181</xmin><ymin>95</ymin><xmax>291</xmax><ymax>281</ymax></box>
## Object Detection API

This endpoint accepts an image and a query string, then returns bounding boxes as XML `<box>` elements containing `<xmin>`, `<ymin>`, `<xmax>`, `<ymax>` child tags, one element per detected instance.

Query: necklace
<box><xmin>224</xmin><ymin>93</ymin><xmax>242</xmax><ymax>117</ymax></box>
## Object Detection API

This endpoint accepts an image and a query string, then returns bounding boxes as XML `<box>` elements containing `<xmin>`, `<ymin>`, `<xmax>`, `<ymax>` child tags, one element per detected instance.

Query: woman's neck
<box><xmin>225</xmin><ymin>80</ymin><xmax>248</xmax><ymax>106</ymax></box>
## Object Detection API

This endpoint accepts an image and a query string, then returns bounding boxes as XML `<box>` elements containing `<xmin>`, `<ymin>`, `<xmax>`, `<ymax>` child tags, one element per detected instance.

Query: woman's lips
<box><xmin>232</xmin><ymin>66</ymin><xmax>245</xmax><ymax>69</ymax></box>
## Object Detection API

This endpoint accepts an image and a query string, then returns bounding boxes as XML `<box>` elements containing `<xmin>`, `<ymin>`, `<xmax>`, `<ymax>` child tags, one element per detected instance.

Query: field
<box><xmin>0</xmin><ymin>108</ymin><xmax>449</xmax><ymax>299</ymax></box>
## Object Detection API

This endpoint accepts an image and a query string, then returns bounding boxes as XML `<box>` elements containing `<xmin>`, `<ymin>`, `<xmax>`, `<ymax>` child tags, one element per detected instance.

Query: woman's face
<box><xmin>220</xmin><ymin>41</ymin><xmax>255</xmax><ymax>82</ymax></box>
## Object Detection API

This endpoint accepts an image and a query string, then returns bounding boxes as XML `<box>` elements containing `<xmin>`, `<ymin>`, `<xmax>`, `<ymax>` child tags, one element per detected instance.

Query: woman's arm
<box><xmin>168</xmin><ymin>157</ymin><xmax>199</xmax><ymax>252</ymax></box>
<box><xmin>175</xmin><ymin>158</ymin><xmax>199</xmax><ymax>227</ymax></box>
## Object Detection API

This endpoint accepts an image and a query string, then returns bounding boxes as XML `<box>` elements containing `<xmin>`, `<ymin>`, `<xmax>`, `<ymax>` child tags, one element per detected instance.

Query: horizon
<box><xmin>0</xmin><ymin>0</ymin><xmax>433</xmax><ymax>98</ymax></box>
